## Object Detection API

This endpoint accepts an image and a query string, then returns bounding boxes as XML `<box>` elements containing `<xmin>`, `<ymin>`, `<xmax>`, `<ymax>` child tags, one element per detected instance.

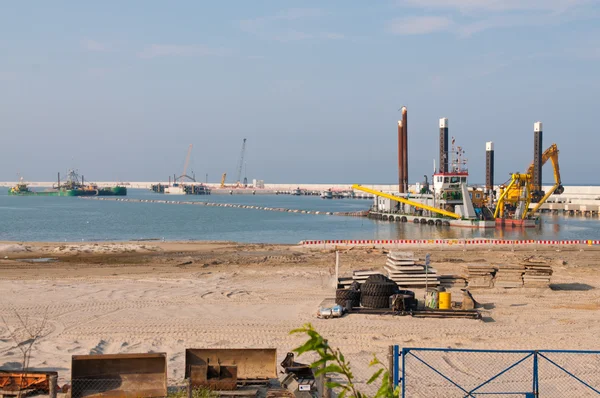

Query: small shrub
<box><xmin>290</xmin><ymin>323</ymin><xmax>399</xmax><ymax>398</ymax></box>
<box><xmin>167</xmin><ymin>386</ymin><xmax>219</xmax><ymax>398</ymax></box>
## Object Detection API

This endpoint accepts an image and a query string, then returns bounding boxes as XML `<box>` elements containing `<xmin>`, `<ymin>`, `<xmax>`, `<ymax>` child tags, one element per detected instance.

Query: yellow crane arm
<box><xmin>530</xmin><ymin>183</ymin><xmax>559</xmax><ymax>214</ymax></box>
<box><xmin>220</xmin><ymin>173</ymin><xmax>226</xmax><ymax>188</ymax></box>
<box><xmin>352</xmin><ymin>184</ymin><xmax>461</xmax><ymax>219</ymax></box>
<box><xmin>493</xmin><ymin>176</ymin><xmax>519</xmax><ymax>219</ymax></box>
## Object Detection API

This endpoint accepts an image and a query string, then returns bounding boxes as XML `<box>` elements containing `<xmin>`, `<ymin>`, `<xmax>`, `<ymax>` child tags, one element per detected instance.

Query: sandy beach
<box><xmin>1</xmin><ymin>241</ymin><xmax>600</xmax><ymax>389</ymax></box>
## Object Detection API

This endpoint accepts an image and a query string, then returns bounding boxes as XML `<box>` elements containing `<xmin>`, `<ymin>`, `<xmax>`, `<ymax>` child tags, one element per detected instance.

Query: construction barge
<box><xmin>354</xmin><ymin>112</ymin><xmax>561</xmax><ymax>229</ymax></box>
<box><xmin>8</xmin><ymin>170</ymin><xmax>127</xmax><ymax>197</ymax></box>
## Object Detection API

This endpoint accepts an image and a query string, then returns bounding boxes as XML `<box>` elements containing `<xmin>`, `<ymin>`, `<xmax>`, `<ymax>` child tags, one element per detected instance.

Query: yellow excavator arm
<box><xmin>220</xmin><ymin>173</ymin><xmax>226</xmax><ymax>188</ymax></box>
<box><xmin>526</xmin><ymin>143</ymin><xmax>562</xmax><ymax>190</ymax></box>
<box><xmin>529</xmin><ymin>145</ymin><xmax>563</xmax><ymax>214</ymax></box>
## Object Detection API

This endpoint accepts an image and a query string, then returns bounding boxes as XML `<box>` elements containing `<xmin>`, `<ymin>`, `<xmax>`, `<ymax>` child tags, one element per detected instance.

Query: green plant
<box><xmin>290</xmin><ymin>323</ymin><xmax>399</xmax><ymax>398</ymax></box>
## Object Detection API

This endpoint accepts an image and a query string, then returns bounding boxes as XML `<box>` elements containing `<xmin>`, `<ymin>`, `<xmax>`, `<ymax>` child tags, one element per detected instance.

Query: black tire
<box><xmin>443</xmin><ymin>221</ymin><xmax>450</xmax><ymax>226</ymax></box>
<box><xmin>337</xmin><ymin>297</ymin><xmax>361</xmax><ymax>307</ymax></box>
<box><xmin>362</xmin><ymin>294</ymin><xmax>391</xmax><ymax>309</ymax></box>
<box><xmin>365</xmin><ymin>274</ymin><xmax>390</xmax><ymax>283</ymax></box>
<box><xmin>427</xmin><ymin>220</ymin><xmax>434</xmax><ymax>225</ymax></box>
<box><xmin>435</xmin><ymin>220</ymin><xmax>442</xmax><ymax>226</ymax></box>
<box><xmin>413</xmin><ymin>218</ymin><xmax>419</xmax><ymax>224</ymax></box>
<box><xmin>397</xmin><ymin>289</ymin><xmax>415</xmax><ymax>298</ymax></box>
<box><xmin>336</xmin><ymin>289</ymin><xmax>360</xmax><ymax>301</ymax></box>
<box><xmin>401</xmin><ymin>216</ymin><xmax>407</xmax><ymax>222</ymax></box>
<box><xmin>350</xmin><ymin>281</ymin><xmax>361</xmax><ymax>291</ymax></box>
<box><xmin>362</xmin><ymin>282</ymin><xmax>398</xmax><ymax>297</ymax></box>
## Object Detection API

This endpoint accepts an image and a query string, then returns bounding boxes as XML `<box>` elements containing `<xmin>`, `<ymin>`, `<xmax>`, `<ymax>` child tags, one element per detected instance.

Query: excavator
<box><xmin>494</xmin><ymin>143</ymin><xmax>562</xmax><ymax>220</ymax></box>
<box><xmin>220</xmin><ymin>173</ymin><xmax>227</xmax><ymax>188</ymax></box>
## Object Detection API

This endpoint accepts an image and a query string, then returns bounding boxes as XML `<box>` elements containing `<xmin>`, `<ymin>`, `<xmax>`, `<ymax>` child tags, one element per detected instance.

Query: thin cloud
<box><xmin>82</xmin><ymin>39</ymin><xmax>110</xmax><ymax>52</ymax></box>
<box><xmin>397</xmin><ymin>0</ymin><xmax>591</xmax><ymax>14</ymax></box>
<box><xmin>391</xmin><ymin>0</ymin><xmax>596</xmax><ymax>36</ymax></box>
<box><xmin>322</xmin><ymin>32</ymin><xmax>345</xmax><ymax>40</ymax></box>
<box><xmin>388</xmin><ymin>16</ymin><xmax>453</xmax><ymax>35</ymax></box>
<box><xmin>239</xmin><ymin>8</ymin><xmax>343</xmax><ymax>42</ymax></box>
<box><xmin>138</xmin><ymin>44</ymin><xmax>229</xmax><ymax>59</ymax></box>
<box><xmin>240</xmin><ymin>7</ymin><xmax>325</xmax><ymax>32</ymax></box>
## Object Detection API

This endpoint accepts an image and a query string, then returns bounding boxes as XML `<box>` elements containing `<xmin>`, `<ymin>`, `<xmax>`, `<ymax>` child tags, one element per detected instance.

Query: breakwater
<box><xmin>79</xmin><ymin>197</ymin><xmax>368</xmax><ymax>217</ymax></box>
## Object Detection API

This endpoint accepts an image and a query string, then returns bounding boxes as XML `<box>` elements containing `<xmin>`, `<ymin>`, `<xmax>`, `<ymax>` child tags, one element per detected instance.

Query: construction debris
<box><xmin>384</xmin><ymin>251</ymin><xmax>439</xmax><ymax>287</ymax></box>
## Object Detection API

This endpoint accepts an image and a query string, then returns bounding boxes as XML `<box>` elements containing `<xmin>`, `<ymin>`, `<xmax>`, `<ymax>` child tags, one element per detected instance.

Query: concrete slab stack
<box><xmin>439</xmin><ymin>275</ymin><xmax>468</xmax><ymax>289</ymax></box>
<box><xmin>523</xmin><ymin>264</ymin><xmax>553</xmax><ymax>287</ymax></box>
<box><xmin>494</xmin><ymin>265</ymin><xmax>526</xmax><ymax>288</ymax></box>
<box><xmin>384</xmin><ymin>251</ymin><xmax>439</xmax><ymax>287</ymax></box>
<box><xmin>464</xmin><ymin>264</ymin><xmax>496</xmax><ymax>288</ymax></box>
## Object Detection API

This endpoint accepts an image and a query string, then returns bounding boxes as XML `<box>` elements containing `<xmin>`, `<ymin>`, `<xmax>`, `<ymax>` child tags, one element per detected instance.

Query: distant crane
<box><xmin>235</xmin><ymin>138</ymin><xmax>247</xmax><ymax>187</ymax></box>
<box><xmin>177</xmin><ymin>144</ymin><xmax>195</xmax><ymax>183</ymax></box>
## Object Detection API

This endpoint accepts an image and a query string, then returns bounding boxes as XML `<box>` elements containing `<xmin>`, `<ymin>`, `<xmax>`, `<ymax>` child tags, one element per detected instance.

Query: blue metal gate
<box><xmin>393</xmin><ymin>347</ymin><xmax>600</xmax><ymax>397</ymax></box>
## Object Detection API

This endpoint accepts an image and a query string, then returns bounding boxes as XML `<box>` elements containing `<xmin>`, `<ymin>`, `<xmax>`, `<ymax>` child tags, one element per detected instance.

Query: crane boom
<box><xmin>352</xmin><ymin>184</ymin><xmax>462</xmax><ymax>219</ymax></box>
<box><xmin>182</xmin><ymin>144</ymin><xmax>193</xmax><ymax>179</ymax></box>
<box><xmin>236</xmin><ymin>138</ymin><xmax>247</xmax><ymax>185</ymax></box>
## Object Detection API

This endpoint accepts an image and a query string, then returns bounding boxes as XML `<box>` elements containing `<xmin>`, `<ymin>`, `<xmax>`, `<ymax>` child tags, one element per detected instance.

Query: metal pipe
<box><xmin>439</xmin><ymin>118</ymin><xmax>449</xmax><ymax>173</ymax></box>
<box><xmin>402</xmin><ymin>107</ymin><xmax>408</xmax><ymax>193</ymax></box>
<box><xmin>533</xmin><ymin>121</ymin><xmax>543</xmax><ymax>196</ymax></box>
<box><xmin>486</xmin><ymin>142</ymin><xmax>494</xmax><ymax>204</ymax></box>
<box><xmin>398</xmin><ymin>120</ymin><xmax>404</xmax><ymax>193</ymax></box>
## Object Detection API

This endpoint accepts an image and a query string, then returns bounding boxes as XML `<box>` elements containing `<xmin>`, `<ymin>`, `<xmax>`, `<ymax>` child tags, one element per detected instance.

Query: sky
<box><xmin>1</xmin><ymin>1</ymin><xmax>599</xmax><ymax>185</ymax></box>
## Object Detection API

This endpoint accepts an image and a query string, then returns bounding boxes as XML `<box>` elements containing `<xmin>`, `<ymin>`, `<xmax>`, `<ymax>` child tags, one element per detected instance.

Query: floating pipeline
<box><xmin>79</xmin><ymin>197</ymin><xmax>369</xmax><ymax>217</ymax></box>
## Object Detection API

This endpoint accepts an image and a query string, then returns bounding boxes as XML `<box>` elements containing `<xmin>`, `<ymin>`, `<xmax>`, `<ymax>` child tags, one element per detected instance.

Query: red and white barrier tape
<box><xmin>300</xmin><ymin>239</ymin><xmax>600</xmax><ymax>246</ymax></box>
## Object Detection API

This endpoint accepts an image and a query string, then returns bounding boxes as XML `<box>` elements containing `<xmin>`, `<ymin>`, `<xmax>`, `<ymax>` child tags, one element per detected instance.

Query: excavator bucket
<box><xmin>71</xmin><ymin>353</ymin><xmax>167</xmax><ymax>398</ymax></box>
<box><xmin>185</xmin><ymin>348</ymin><xmax>277</xmax><ymax>389</ymax></box>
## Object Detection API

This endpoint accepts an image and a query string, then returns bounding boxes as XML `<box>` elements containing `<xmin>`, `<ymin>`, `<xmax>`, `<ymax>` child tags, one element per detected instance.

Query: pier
<box><xmin>79</xmin><ymin>197</ymin><xmax>368</xmax><ymax>217</ymax></box>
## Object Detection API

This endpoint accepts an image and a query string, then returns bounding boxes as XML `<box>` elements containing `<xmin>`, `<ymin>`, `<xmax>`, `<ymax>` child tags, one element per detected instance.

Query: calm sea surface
<box><xmin>1</xmin><ymin>188</ymin><xmax>599</xmax><ymax>243</ymax></box>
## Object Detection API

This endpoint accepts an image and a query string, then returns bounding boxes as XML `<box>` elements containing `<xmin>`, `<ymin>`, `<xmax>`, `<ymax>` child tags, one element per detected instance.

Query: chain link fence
<box><xmin>395</xmin><ymin>347</ymin><xmax>600</xmax><ymax>397</ymax></box>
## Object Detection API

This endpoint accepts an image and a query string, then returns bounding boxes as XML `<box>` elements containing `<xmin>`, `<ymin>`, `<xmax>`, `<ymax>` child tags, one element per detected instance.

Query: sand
<box><xmin>1</xmin><ymin>241</ymin><xmax>600</xmax><ymax>392</ymax></box>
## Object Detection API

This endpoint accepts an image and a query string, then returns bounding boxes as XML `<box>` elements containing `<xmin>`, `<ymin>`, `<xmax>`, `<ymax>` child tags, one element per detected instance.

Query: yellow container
<box><xmin>439</xmin><ymin>292</ymin><xmax>452</xmax><ymax>310</ymax></box>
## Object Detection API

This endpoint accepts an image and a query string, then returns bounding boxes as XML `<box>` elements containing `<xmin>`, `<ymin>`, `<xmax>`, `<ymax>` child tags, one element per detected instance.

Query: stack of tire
<box><xmin>335</xmin><ymin>281</ymin><xmax>361</xmax><ymax>308</ymax></box>
<box><xmin>361</xmin><ymin>275</ymin><xmax>399</xmax><ymax>309</ymax></box>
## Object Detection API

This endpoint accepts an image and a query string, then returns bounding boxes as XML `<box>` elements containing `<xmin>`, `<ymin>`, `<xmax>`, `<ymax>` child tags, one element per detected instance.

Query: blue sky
<box><xmin>1</xmin><ymin>1</ymin><xmax>599</xmax><ymax>185</ymax></box>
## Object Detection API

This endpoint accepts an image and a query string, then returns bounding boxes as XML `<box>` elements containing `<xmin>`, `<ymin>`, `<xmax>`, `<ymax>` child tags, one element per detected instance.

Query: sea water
<box><xmin>0</xmin><ymin>188</ymin><xmax>599</xmax><ymax>243</ymax></box>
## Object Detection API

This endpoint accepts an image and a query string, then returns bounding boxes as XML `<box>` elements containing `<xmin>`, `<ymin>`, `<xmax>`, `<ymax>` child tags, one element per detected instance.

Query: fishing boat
<box><xmin>320</xmin><ymin>190</ymin><xmax>333</xmax><ymax>199</ymax></box>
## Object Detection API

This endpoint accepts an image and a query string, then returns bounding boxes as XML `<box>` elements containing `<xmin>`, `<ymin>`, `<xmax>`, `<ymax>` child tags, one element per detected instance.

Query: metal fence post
<box><xmin>400</xmin><ymin>346</ymin><xmax>405</xmax><ymax>398</ymax></box>
<box><xmin>49</xmin><ymin>374</ymin><xmax>57</xmax><ymax>398</ymax></box>
<box><xmin>388</xmin><ymin>345</ymin><xmax>394</xmax><ymax>389</ymax></box>
<box><xmin>317</xmin><ymin>339</ymin><xmax>328</xmax><ymax>397</ymax></box>
<box><xmin>533</xmin><ymin>351</ymin><xmax>539</xmax><ymax>396</ymax></box>
<box><xmin>323</xmin><ymin>376</ymin><xmax>332</xmax><ymax>398</ymax></box>
<box><xmin>186</xmin><ymin>377</ymin><xmax>192</xmax><ymax>398</ymax></box>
